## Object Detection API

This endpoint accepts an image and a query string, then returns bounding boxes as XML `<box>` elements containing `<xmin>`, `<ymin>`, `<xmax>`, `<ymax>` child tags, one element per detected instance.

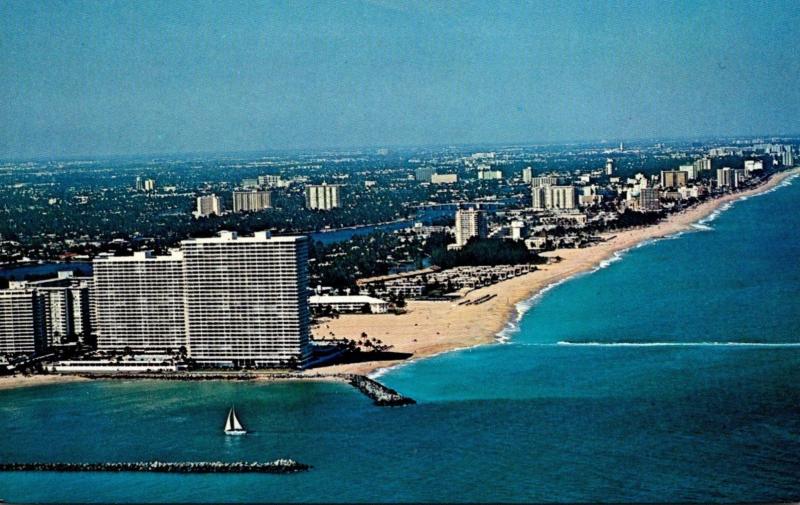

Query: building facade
<box><xmin>181</xmin><ymin>232</ymin><xmax>311</xmax><ymax>367</ymax></box>
<box><xmin>195</xmin><ymin>194</ymin><xmax>222</xmax><ymax>217</ymax></box>
<box><xmin>305</xmin><ymin>184</ymin><xmax>342</xmax><ymax>210</ymax></box>
<box><xmin>93</xmin><ymin>250</ymin><xmax>187</xmax><ymax>354</ymax></box>
<box><xmin>0</xmin><ymin>283</ymin><xmax>47</xmax><ymax>355</ymax></box>
<box><xmin>233</xmin><ymin>190</ymin><xmax>272</xmax><ymax>213</ymax></box>
<box><xmin>454</xmin><ymin>208</ymin><xmax>488</xmax><ymax>247</ymax></box>
<box><xmin>660</xmin><ymin>170</ymin><xmax>688</xmax><ymax>188</ymax></box>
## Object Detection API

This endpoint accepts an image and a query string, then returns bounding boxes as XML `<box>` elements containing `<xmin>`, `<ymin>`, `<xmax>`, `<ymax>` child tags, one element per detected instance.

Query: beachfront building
<box><xmin>93</xmin><ymin>250</ymin><xmax>187</xmax><ymax>354</ymax></box>
<box><xmin>454</xmin><ymin>208</ymin><xmax>488</xmax><ymax>248</ymax></box>
<box><xmin>305</xmin><ymin>183</ymin><xmax>342</xmax><ymax>210</ymax></box>
<box><xmin>660</xmin><ymin>170</ymin><xmax>688</xmax><ymax>188</ymax></box>
<box><xmin>194</xmin><ymin>194</ymin><xmax>222</xmax><ymax>218</ymax></box>
<box><xmin>638</xmin><ymin>187</ymin><xmax>661</xmax><ymax>212</ymax></box>
<box><xmin>30</xmin><ymin>272</ymin><xmax>93</xmax><ymax>347</ymax></box>
<box><xmin>309</xmin><ymin>295</ymin><xmax>389</xmax><ymax>314</ymax></box>
<box><xmin>91</xmin><ymin>232</ymin><xmax>312</xmax><ymax>368</ymax></box>
<box><xmin>233</xmin><ymin>190</ymin><xmax>272</xmax><ymax>213</ymax></box>
<box><xmin>716</xmin><ymin>167</ymin><xmax>747</xmax><ymax>189</ymax></box>
<box><xmin>744</xmin><ymin>160</ymin><xmax>764</xmax><ymax>174</ymax></box>
<box><xmin>181</xmin><ymin>232</ymin><xmax>311</xmax><ymax>368</ymax></box>
<box><xmin>0</xmin><ymin>282</ymin><xmax>47</xmax><ymax>356</ymax></box>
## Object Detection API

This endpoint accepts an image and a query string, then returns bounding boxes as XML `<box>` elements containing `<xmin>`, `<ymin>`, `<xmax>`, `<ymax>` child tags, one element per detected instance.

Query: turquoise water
<box><xmin>2</xmin><ymin>177</ymin><xmax>800</xmax><ymax>502</ymax></box>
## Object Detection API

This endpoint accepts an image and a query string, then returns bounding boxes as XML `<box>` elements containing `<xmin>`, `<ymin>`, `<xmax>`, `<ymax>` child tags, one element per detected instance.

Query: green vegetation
<box><xmin>431</xmin><ymin>238</ymin><xmax>542</xmax><ymax>269</ymax></box>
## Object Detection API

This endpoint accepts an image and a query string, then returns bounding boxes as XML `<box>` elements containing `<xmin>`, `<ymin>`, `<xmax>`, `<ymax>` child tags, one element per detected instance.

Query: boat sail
<box><xmin>224</xmin><ymin>407</ymin><xmax>247</xmax><ymax>435</ymax></box>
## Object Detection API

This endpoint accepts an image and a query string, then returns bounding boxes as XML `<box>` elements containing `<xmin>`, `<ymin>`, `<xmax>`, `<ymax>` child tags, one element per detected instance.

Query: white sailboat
<box><xmin>224</xmin><ymin>406</ymin><xmax>247</xmax><ymax>435</ymax></box>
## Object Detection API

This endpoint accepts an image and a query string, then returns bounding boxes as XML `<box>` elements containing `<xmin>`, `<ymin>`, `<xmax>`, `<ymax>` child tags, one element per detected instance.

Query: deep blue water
<box><xmin>1</xmin><ymin>176</ymin><xmax>799</xmax><ymax>502</ymax></box>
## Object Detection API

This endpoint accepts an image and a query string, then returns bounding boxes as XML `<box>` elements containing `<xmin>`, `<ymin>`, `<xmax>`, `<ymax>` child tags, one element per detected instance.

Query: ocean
<box><xmin>1</xmin><ymin>176</ymin><xmax>799</xmax><ymax>503</ymax></box>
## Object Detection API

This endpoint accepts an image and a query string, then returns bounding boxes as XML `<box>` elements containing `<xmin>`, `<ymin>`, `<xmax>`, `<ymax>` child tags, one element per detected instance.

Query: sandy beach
<box><xmin>311</xmin><ymin>168</ymin><xmax>800</xmax><ymax>376</ymax></box>
<box><xmin>0</xmin><ymin>169</ymin><xmax>795</xmax><ymax>392</ymax></box>
<box><xmin>0</xmin><ymin>374</ymin><xmax>89</xmax><ymax>391</ymax></box>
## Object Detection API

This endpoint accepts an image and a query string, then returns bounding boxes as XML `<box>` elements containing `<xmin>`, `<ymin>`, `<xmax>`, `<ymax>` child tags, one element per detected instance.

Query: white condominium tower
<box><xmin>305</xmin><ymin>183</ymin><xmax>342</xmax><ymax>210</ymax></box>
<box><xmin>181</xmin><ymin>231</ymin><xmax>311</xmax><ymax>368</ymax></box>
<box><xmin>233</xmin><ymin>190</ymin><xmax>272</xmax><ymax>213</ymax></box>
<box><xmin>454</xmin><ymin>208</ymin><xmax>488</xmax><ymax>247</ymax></box>
<box><xmin>92</xmin><ymin>231</ymin><xmax>311</xmax><ymax>368</ymax></box>
<box><xmin>93</xmin><ymin>250</ymin><xmax>187</xmax><ymax>353</ymax></box>
<box><xmin>532</xmin><ymin>185</ymin><xmax>578</xmax><ymax>211</ymax></box>
<box><xmin>195</xmin><ymin>194</ymin><xmax>222</xmax><ymax>217</ymax></box>
<box><xmin>0</xmin><ymin>283</ymin><xmax>47</xmax><ymax>355</ymax></box>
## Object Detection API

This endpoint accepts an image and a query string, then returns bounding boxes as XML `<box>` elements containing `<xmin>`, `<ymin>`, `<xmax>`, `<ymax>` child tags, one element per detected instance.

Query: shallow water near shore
<box><xmin>2</xmin><ymin>178</ymin><xmax>800</xmax><ymax>503</ymax></box>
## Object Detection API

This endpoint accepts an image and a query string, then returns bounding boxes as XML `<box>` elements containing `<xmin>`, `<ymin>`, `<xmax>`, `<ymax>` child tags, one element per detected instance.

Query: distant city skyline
<box><xmin>2</xmin><ymin>0</ymin><xmax>799</xmax><ymax>159</ymax></box>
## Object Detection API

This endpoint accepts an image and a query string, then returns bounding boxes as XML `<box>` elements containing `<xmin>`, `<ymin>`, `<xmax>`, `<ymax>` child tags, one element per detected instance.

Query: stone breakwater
<box><xmin>346</xmin><ymin>374</ymin><xmax>416</xmax><ymax>406</ymax></box>
<box><xmin>0</xmin><ymin>460</ymin><xmax>310</xmax><ymax>474</ymax></box>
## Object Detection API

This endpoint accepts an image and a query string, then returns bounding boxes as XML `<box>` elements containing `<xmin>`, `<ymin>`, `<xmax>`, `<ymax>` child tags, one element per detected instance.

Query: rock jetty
<box><xmin>346</xmin><ymin>374</ymin><xmax>416</xmax><ymax>406</ymax></box>
<box><xmin>0</xmin><ymin>460</ymin><xmax>309</xmax><ymax>474</ymax></box>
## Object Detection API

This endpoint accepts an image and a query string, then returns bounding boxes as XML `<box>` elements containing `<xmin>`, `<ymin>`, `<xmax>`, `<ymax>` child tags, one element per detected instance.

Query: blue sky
<box><xmin>1</xmin><ymin>0</ymin><xmax>798</xmax><ymax>158</ymax></box>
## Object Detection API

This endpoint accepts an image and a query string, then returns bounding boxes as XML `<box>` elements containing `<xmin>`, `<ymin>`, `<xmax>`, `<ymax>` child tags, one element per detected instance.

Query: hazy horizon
<box><xmin>2</xmin><ymin>0</ymin><xmax>799</xmax><ymax>159</ymax></box>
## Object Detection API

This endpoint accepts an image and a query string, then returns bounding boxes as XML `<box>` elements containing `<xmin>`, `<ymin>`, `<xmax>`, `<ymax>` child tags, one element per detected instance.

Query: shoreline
<box><xmin>1</xmin><ymin>168</ymin><xmax>797</xmax><ymax>392</ymax></box>
<box><xmin>310</xmin><ymin>168</ymin><xmax>800</xmax><ymax>377</ymax></box>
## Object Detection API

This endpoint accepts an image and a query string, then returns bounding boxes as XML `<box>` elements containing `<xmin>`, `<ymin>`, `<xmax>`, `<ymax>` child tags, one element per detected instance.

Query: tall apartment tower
<box><xmin>233</xmin><ymin>190</ymin><xmax>272</xmax><ymax>213</ymax></box>
<box><xmin>605</xmin><ymin>158</ymin><xmax>615</xmax><ymax>176</ymax></box>
<box><xmin>195</xmin><ymin>194</ymin><xmax>222</xmax><ymax>217</ymax></box>
<box><xmin>782</xmin><ymin>146</ymin><xmax>794</xmax><ymax>167</ymax></box>
<box><xmin>638</xmin><ymin>188</ymin><xmax>661</xmax><ymax>212</ymax></box>
<box><xmin>92</xmin><ymin>232</ymin><xmax>312</xmax><ymax>368</ymax></box>
<box><xmin>30</xmin><ymin>272</ymin><xmax>93</xmax><ymax>346</ymax></box>
<box><xmin>522</xmin><ymin>167</ymin><xmax>533</xmax><ymax>184</ymax></box>
<box><xmin>93</xmin><ymin>250</ymin><xmax>187</xmax><ymax>353</ymax></box>
<box><xmin>135</xmin><ymin>176</ymin><xmax>144</xmax><ymax>191</ymax></box>
<box><xmin>0</xmin><ymin>283</ymin><xmax>47</xmax><ymax>355</ymax></box>
<box><xmin>532</xmin><ymin>185</ymin><xmax>578</xmax><ymax>210</ymax></box>
<box><xmin>454</xmin><ymin>208</ymin><xmax>488</xmax><ymax>247</ymax></box>
<box><xmin>143</xmin><ymin>179</ymin><xmax>156</xmax><ymax>191</ymax></box>
<box><xmin>693</xmin><ymin>157</ymin><xmax>712</xmax><ymax>173</ymax></box>
<box><xmin>660</xmin><ymin>170</ymin><xmax>688</xmax><ymax>188</ymax></box>
<box><xmin>181</xmin><ymin>232</ymin><xmax>311</xmax><ymax>367</ymax></box>
<box><xmin>305</xmin><ymin>184</ymin><xmax>342</xmax><ymax>210</ymax></box>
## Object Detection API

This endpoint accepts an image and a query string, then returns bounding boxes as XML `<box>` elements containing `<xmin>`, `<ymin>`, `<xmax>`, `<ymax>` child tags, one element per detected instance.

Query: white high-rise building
<box><xmin>93</xmin><ymin>250</ymin><xmax>187</xmax><ymax>354</ymax></box>
<box><xmin>454</xmin><ymin>208</ymin><xmax>488</xmax><ymax>247</ymax></box>
<box><xmin>195</xmin><ymin>194</ymin><xmax>222</xmax><ymax>217</ymax></box>
<box><xmin>181</xmin><ymin>232</ymin><xmax>311</xmax><ymax>367</ymax></box>
<box><xmin>143</xmin><ymin>179</ymin><xmax>156</xmax><ymax>192</ymax></box>
<box><xmin>605</xmin><ymin>158</ymin><xmax>615</xmax><ymax>176</ymax></box>
<box><xmin>782</xmin><ymin>146</ymin><xmax>794</xmax><ymax>167</ymax></box>
<box><xmin>532</xmin><ymin>185</ymin><xmax>577</xmax><ymax>210</ymax></box>
<box><xmin>522</xmin><ymin>167</ymin><xmax>533</xmax><ymax>184</ymax></box>
<box><xmin>233</xmin><ymin>190</ymin><xmax>272</xmax><ymax>213</ymax></box>
<box><xmin>92</xmin><ymin>232</ymin><xmax>312</xmax><ymax>368</ymax></box>
<box><xmin>305</xmin><ymin>183</ymin><xmax>342</xmax><ymax>210</ymax></box>
<box><xmin>679</xmin><ymin>164</ymin><xmax>698</xmax><ymax>181</ymax></box>
<box><xmin>744</xmin><ymin>160</ymin><xmax>764</xmax><ymax>173</ymax></box>
<box><xmin>0</xmin><ymin>283</ymin><xmax>47</xmax><ymax>355</ymax></box>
